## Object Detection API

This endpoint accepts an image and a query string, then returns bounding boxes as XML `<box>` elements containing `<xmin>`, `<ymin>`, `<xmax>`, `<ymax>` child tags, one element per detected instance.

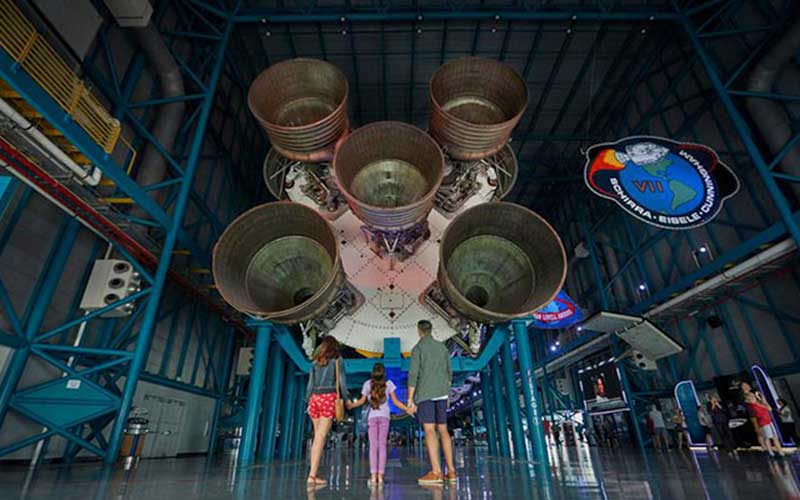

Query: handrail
<box><xmin>0</xmin><ymin>0</ymin><xmax>120</xmax><ymax>153</ymax></box>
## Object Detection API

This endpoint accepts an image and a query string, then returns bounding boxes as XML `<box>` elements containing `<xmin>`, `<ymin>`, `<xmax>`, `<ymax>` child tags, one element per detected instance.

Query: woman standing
<box><xmin>348</xmin><ymin>363</ymin><xmax>408</xmax><ymax>486</ymax></box>
<box><xmin>305</xmin><ymin>336</ymin><xmax>348</xmax><ymax>486</ymax></box>
<box><xmin>672</xmin><ymin>409</ymin><xmax>687</xmax><ymax>449</ymax></box>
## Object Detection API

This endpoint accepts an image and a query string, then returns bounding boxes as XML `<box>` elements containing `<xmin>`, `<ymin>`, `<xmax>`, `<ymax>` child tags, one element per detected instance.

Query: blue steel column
<box><xmin>613</xmin><ymin>338</ymin><xmax>646</xmax><ymax>452</ymax></box>
<box><xmin>677</xmin><ymin>10</ymin><xmax>800</xmax><ymax>247</ymax></box>
<box><xmin>481</xmin><ymin>368</ymin><xmax>498</xmax><ymax>455</ymax></box>
<box><xmin>501</xmin><ymin>337</ymin><xmax>527</xmax><ymax>460</ymax></box>
<box><xmin>293</xmin><ymin>383</ymin><xmax>307</xmax><ymax>458</ymax></box>
<box><xmin>278</xmin><ymin>372</ymin><xmax>298</xmax><ymax>460</ymax></box>
<box><xmin>489</xmin><ymin>356</ymin><xmax>511</xmax><ymax>457</ymax></box>
<box><xmin>103</xmin><ymin>17</ymin><xmax>235</xmax><ymax>464</ymax></box>
<box><xmin>285</xmin><ymin>377</ymin><xmax>300</xmax><ymax>459</ymax></box>
<box><xmin>513</xmin><ymin>321</ymin><xmax>547</xmax><ymax>463</ymax></box>
<box><xmin>0</xmin><ymin>218</ymin><xmax>80</xmax><ymax>427</ymax></box>
<box><xmin>536</xmin><ymin>333</ymin><xmax>555</xmax><ymax>421</ymax></box>
<box><xmin>258</xmin><ymin>345</ymin><xmax>285</xmax><ymax>462</ymax></box>
<box><xmin>208</xmin><ymin>330</ymin><xmax>235</xmax><ymax>457</ymax></box>
<box><xmin>239</xmin><ymin>325</ymin><xmax>272</xmax><ymax>466</ymax></box>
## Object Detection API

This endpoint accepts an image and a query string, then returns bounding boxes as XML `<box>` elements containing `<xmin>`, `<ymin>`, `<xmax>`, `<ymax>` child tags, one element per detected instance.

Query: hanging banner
<box><xmin>584</xmin><ymin>136</ymin><xmax>739</xmax><ymax>229</ymax></box>
<box><xmin>530</xmin><ymin>290</ymin><xmax>584</xmax><ymax>329</ymax></box>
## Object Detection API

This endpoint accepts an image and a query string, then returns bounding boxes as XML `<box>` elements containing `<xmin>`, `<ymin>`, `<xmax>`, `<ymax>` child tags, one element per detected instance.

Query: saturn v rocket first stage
<box><xmin>212</xmin><ymin>57</ymin><xmax>566</xmax><ymax>355</ymax></box>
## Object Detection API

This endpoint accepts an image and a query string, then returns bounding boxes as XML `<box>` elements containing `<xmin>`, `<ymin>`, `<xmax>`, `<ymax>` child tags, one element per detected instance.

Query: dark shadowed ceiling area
<box><xmin>228</xmin><ymin>0</ymin><xmax>679</xmax><ymax>218</ymax></box>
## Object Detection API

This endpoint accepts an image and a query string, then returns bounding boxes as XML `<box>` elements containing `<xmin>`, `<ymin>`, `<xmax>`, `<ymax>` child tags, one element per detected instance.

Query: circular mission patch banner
<box><xmin>584</xmin><ymin>136</ymin><xmax>739</xmax><ymax>229</ymax></box>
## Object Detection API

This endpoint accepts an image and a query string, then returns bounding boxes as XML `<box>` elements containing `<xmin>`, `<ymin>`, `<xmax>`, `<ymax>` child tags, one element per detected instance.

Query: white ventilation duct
<box><xmin>746</xmin><ymin>18</ymin><xmax>800</xmax><ymax>202</ymax></box>
<box><xmin>0</xmin><ymin>98</ymin><xmax>101</xmax><ymax>186</ymax></box>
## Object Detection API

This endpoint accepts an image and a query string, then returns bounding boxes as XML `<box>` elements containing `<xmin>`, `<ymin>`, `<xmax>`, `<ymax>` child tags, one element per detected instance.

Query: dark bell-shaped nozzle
<box><xmin>438</xmin><ymin>202</ymin><xmax>566</xmax><ymax>323</ymax></box>
<box><xmin>248</xmin><ymin>58</ymin><xmax>349</xmax><ymax>162</ymax></box>
<box><xmin>212</xmin><ymin>202</ymin><xmax>343</xmax><ymax>323</ymax></box>
<box><xmin>430</xmin><ymin>57</ymin><xmax>528</xmax><ymax>160</ymax></box>
<box><xmin>333</xmin><ymin>121</ymin><xmax>445</xmax><ymax>231</ymax></box>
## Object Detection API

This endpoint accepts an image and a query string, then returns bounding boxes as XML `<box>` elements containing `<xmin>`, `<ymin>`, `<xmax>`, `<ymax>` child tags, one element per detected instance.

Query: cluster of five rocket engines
<box><xmin>211</xmin><ymin>57</ymin><xmax>568</xmax><ymax>345</ymax></box>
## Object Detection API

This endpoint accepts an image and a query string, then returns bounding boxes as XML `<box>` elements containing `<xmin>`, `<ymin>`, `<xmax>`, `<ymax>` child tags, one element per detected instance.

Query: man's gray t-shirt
<box><xmin>407</xmin><ymin>335</ymin><xmax>452</xmax><ymax>404</ymax></box>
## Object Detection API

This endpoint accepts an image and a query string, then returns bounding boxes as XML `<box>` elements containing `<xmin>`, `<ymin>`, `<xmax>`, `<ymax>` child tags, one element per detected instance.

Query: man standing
<box><xmin>648</xmin><ymin>405</ymin><xmax>668</xmax><ymax>450</ymax></box>
<box><xmin>407</xmin><ymin>320</ymin><xmax>456</xmax><ymax>484</ymax></box>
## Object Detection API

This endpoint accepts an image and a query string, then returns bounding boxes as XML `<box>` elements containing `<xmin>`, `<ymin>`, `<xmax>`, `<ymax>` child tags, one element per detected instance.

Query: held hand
<box><xmin>406</xmin><ymin>402</ymin><xmax>417</xmax><ymax>415</ymax></box>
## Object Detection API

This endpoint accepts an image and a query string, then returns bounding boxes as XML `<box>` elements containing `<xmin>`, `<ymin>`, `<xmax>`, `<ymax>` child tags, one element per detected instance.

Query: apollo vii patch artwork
<box><xmin>584</xmin><ymin>136</ymin><xmax>739</xmax><ymax>229</ymax></box>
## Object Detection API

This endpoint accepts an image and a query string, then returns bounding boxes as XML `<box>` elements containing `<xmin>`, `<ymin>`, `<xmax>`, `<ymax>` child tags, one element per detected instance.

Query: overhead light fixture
<box><xmin>691</xmin><ymin>242</ymin><xmax>713</xmax><ymax>268</ymax></box>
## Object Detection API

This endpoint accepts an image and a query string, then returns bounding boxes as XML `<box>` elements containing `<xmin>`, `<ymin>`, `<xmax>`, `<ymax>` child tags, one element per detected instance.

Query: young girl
<box><xmin>348</xmin><ymin>363</ymin><xmax>408</xmax><ymax>486</ymax></box>
<box><xmin>746</xmin><ymin>392</ymin><xmax>784</xmax><ymax>457</ymax></box>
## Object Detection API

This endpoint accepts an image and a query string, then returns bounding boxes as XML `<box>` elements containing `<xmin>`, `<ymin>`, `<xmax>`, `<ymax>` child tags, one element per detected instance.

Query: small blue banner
<box><xmin>530</xmin><ymin>290</ymin><xmax>584</xmax><ymax>330</ymax></box>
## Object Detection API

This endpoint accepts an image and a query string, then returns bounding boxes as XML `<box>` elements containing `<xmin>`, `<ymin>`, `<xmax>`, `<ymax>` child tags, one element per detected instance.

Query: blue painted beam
<box><xmin>480</xmin><ymin>368</ymin><xmax>498</xmax><ymax>455</ymax></box>
<box><xmin>103</xmin><ymin>17</ymin><xmax>235</xmax><ymax>464</ymax></box>
<box><xmin>0</xmin><ymin>51</ymin><xmax>204</xmax><ymax>259</ymax></box>
<box><xmin>278</xmin><ymin>372</ymin><xmax>298</xmax><ymax>461</ymax></box>
<box><xmin>501</xmin><ymin>337</ymin><xmax>527</xmax><ymax>460</ymax></box>
<box><xmin>489</xmin><ymin>356</ymin><xmax>511</xmax><ymax>457</ymax></box>
<box><xmin>0</xmin><ymin>330</ymin><xmax>25</xmax><ymax>349</ymax></box>
<box><xmin>0</xmin><ymin>218</ymin><xmax>79</xmax><ymax>428</ymax></box>
<box><xmin>240</xmin><ymin>325</ymin><xmax>271</xmax><ymax>466</ymax></box>
<box><xmin>513</xmin><ymin>321</ymin><xmax>547</xmax><ymax>463</ymax></box>
<box><xmin>235</xmin><ymin>8</ymin><xmax>678</xmax><ymax>23</ymax></box>
<box><xmin>208</xmin><ymin>331</ymin><xmax>235</xmax><ymax>457</ymax></box>
<box><xmin>138</xmin><ymin>371</ymin><xmax>219</xmax><ymax>399</ymax></box>
<box><xmin>676</xmin><ymin>7</ymin><xmax>800</xmax><ymax>247</ymax></box>
<box><xmin>258</xmin><ymin>344</ymin><xmax>285</xmax><ymax>462</ymax></box>
<box><xmin>267</xmin><ymin>321</ymin><xmax>508</xmax><ymax>374</ymax></box>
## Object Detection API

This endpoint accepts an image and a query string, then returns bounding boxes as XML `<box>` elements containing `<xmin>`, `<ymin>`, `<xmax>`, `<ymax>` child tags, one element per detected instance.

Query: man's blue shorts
<box><xmin>418</xmin><ymin>400</ymin><xmax>447</xmax><ymax>424</ymax></box>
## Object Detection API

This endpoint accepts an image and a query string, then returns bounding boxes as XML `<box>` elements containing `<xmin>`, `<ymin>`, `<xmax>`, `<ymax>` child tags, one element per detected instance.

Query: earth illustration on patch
<box><xmin>584</xmin><ymin>136</ymin><xmax>740</xmax><ymax>229</ymax></box>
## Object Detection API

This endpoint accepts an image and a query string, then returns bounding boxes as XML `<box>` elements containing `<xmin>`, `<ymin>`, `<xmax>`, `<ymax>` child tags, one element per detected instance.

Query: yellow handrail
<box><xmin>118</xmin><ymin>135</ymin><xmax>137</xmax><ymax>175</ymax></box>
<box><xmin>0</xmin><ymin>0</ymin><xmax>121</xmax><ymax>153</ymax></box>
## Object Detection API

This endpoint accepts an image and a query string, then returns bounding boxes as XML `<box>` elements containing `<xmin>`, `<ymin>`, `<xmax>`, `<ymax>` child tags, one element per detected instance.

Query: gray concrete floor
<box><xmin>1</xmin><ymin>443</ymin><xmax>799</xmax><ymax>499</ymax></box>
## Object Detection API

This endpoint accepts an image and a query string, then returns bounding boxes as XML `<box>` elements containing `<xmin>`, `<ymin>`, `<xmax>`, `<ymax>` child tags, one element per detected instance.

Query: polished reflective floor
<box><xmin>1</xmin><ymin>443</ymin><xmax>800</xmax><ymax>499</ymax></box>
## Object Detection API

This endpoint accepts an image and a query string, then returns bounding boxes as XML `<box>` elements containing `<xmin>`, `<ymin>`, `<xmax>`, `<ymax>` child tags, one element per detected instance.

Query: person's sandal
<box><xmin>307</xmin><ymin>476</ymin><xmax>327</xmax><ymax>486</ymax></box>
<box><xmin>418</xmin><ymin>471</ymin><xmax>444</xmax><ymax>484</ymax></box>
<box><xmin>445</xmin><ymin>471</ymin><xmax>457</xmax><ymax>483</ymax></box>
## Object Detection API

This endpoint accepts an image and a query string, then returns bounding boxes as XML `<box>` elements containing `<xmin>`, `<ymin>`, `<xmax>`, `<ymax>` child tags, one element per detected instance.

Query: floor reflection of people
<box><xmin>368</xmin><ymin>483</ymin><xmax>386</xmax><ymax>500</ymax></box>
<box><xmin>768</xmin><ymin>457</ymin><xmax>800</xmax><ymax>498</ymax></box>
<box><xmin>419</xmin><ymin>483</ymin><xmax>457</xmax><ymax>500</ymax></box>
<box><xmin>305</xmin><ymin>483</ymin><xmax>327</xmax><ymax>500</ymax></box>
